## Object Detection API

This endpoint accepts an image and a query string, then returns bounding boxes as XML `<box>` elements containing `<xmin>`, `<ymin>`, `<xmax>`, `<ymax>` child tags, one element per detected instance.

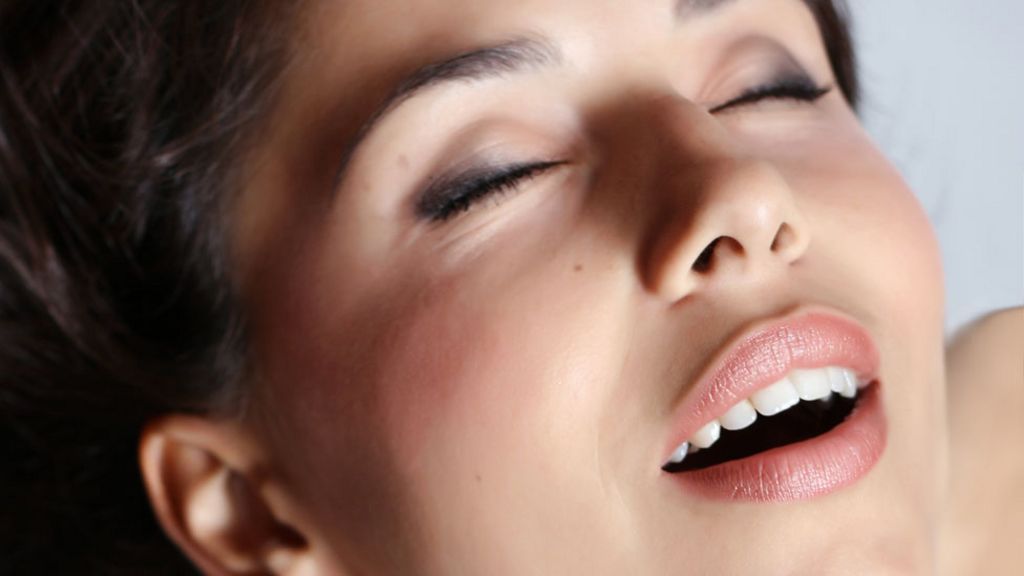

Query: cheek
<box><xmin>369</xmin><ymin>206</ymin><xmax>622</xmax><ymax>472</ymax></box>
<box><xmin>376</xmin><ymin>286</ymin><xmax>534</xmax><ymax>461</ymax></box>
<box><xmin>376</xmin><ymin>265</ymin><xmax>606</xmax><ymax>482</ymax></box>
<box><xmin>832</xmin><ymin>166</ymin><xmax>943</xmax><ymax>330</ymax></box>
<box><xmin>779</xmin><ymin>115</ymin><xmax>945</xmax><ymax>338</ymax></box>
<box><xmin>361</xmin><ymin>239</ymin><xmax>646</xmax><ymax>568</ymax></box>
<box><xmin>795</xmin><ymin>125</ymin><xmax>946</xmax><ymax>524</ymax></box>
<box><xmin>820</xmin><ymin>135</ymin><xmax>944</xmax><ymax>340</ymax></box>
<box><xmin>248</xmin><ymin>178</ymin><xmax>641</xmax><ymax>568</ymax></box>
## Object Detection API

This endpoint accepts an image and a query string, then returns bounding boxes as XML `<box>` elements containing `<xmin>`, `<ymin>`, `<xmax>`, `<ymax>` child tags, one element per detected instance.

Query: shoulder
<box><xmin>949</xmin><ymin>306</ymin><xmax>1023</xmax><ymax>356</ymax></box>
<box><xmin>946</xmin><ymin>307</ymin><xmax>1023</xmax><ymax>446</ymax></box>
<box><xmin>941</xmin><ymin>307</ymin><xmax>1023</xmax><ymax>575</ymax></box>
<box><xmin>947</xmin><ymin>306</ymin><xmax>1023</xmax><ymax>396</ymax></box>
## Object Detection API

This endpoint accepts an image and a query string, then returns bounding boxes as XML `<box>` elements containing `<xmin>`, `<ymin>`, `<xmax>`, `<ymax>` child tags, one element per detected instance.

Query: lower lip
<box><xmin>668</xmin><ymin>383</ymin><xmax>886</xmax><ymax>502</ymax></box>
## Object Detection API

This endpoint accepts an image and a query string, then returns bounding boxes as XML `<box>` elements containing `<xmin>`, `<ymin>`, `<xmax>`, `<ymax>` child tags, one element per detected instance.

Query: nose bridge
<box><xmin>646</xmin><ymin>91</ymin><xmax>736</xmax><ymax>168</ymax></box>
<box><xmin>632</xmin><ymin>94</ymin><xmax>811</xmax><ymax>301</ymax></box>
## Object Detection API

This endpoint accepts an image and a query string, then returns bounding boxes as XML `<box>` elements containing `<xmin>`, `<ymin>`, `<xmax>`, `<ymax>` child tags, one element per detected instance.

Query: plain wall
<box><xmin>850</xmin><ymin>0</ymin><xmax>1024</xmax><ymax>333</ymax></box>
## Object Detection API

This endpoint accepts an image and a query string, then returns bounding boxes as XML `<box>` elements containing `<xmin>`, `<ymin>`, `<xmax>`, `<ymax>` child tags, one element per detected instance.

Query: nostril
<box><xmin>770</xmin><ymin>223</ymin><xmax>792</xmax><ymax>252</ymax></box>
<box><xmin>692</xmin><ymin>237</ymin><xmax>722</xmax><ymax>273</ymax></box>
<box><xmin>769</xmin><ymin>222</ymin><xmax>807</xmax><ymax>264</ymax></box>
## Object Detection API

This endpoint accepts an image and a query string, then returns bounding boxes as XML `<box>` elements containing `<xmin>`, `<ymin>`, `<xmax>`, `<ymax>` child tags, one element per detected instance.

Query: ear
<box><xmin>139</xmin><ymin>415</ymin><xmax>323</xmax><ymax>576</ymax></box>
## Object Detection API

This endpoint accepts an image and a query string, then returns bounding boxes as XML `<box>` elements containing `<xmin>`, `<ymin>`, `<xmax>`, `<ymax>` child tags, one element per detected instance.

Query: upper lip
<box><xmin>662</xmin><ymin>308</ymin><xmax>880</xmax><ymax>463</ymax></box>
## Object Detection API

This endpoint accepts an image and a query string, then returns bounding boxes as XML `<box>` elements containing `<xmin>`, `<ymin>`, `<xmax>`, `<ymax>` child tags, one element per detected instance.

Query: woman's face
<box><xmin>236</xmin><ymin>0</ymin><xmax>945</xmax><ymax>573</ymax></box>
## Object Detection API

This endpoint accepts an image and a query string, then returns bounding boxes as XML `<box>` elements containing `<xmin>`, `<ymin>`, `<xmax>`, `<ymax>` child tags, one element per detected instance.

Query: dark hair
<box><xmin>1</xmin><ymin>1</ymin><xmax>294</xmax><ymax>574</ymax></box>
<box><xmin>0</xmin><ymin>1</ymin><xmax>857</xmax><ymax>574</ymax></box>
<box><xmin>807</xmin><ymin>0</ymin><xmax>859</xmax><ymax>110</ymax></box>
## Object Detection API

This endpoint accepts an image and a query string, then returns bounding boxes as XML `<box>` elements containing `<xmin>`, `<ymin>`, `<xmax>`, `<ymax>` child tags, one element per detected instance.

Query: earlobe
<box><xmin>139</xmin><ymin>415</ymin><xmax>314</xmax><ymax>576</ymax></box>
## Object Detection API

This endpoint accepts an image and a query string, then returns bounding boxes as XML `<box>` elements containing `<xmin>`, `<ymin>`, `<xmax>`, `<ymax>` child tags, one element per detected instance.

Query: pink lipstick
<box><xmin>662</xmin><ymin>311</ymin><xmax>886</xmax><ymax>501</ymax></box>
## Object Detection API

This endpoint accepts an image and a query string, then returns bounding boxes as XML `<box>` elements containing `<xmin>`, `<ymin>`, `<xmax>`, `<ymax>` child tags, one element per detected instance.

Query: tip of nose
<box><xmin>686</xmin><ymin>222</ymin><xmax>806</xmax><ymax>280</ymax></box>
<box><xmin>644</xmin><ymin>159</ymin><xmax>812</xmax><ymax>301</ymax></box>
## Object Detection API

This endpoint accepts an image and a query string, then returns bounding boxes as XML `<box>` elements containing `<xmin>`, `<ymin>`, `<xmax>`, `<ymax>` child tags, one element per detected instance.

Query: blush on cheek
<box><xmin>372</xmin><ymin>280</ymin><xmax>540</xmax><ymax>470</ymax></box>
<box><xmin>375</xmin><ymin>298</ymin><xmax>486</xmax><ymax>458</ymax></box>
<box><xmin>370</xmin><ymin>262</ymin><xmax>609</xmax><ymax>486</ymax></box>
<box><xmin>819</xmin><ymin>127</ymin><xmax>945</xmax><ymax>338</ymax></box>
<box><xmin>873</xmin><ymin>177</ymin><xmax>945</xmax><ymax>333</ymax></box>
<box><xmin>853</xmin><ymin>165</ymin><xmax>947</xmax><ymax>527</ymax></box>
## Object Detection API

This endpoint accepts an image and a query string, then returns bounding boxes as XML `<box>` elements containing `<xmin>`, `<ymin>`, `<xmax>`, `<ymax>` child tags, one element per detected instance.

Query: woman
<box><xmin>1</xmin><ymin>0</ymin><xmax>1019</xmax><ymax>574</ymax></box>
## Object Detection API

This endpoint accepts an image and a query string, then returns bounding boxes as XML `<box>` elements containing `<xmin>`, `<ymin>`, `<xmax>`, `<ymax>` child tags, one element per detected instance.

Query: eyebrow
<box><xmin>331</xmin><ymin>38</ymin><xmax>561</xmax><ymax>192</ymax></box>
<box><xmin>332</xmin><ymin>0</ymin><xmax>742</xmax><ymax>193</ymax></box>
<box><xmin>675</xmin><ymin>0</ymin><xmax>740</xmax><ymax>18</ymax></box>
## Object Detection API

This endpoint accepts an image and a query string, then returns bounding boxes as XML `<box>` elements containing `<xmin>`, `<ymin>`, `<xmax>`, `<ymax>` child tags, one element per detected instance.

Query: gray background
<box><xmin>851</xmin><ymin>0</ymin><xmax>1024</xmax><ymax>333</ymax></box>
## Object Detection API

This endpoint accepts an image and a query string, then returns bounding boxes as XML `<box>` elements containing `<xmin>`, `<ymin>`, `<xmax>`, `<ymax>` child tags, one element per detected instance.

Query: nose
<box><xmin>634</xmin><ymin>97</ymin><xmax>811</xmax><ymax>301</ymax></box>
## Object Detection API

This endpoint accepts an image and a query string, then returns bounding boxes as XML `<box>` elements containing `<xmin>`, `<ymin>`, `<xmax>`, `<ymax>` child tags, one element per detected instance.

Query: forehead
<box><xmin>277</xmin><ymin>0</ymin><xmax>822</xmax><ymax>156</ymax></box>
<box><xmin>296</xmin><ymin>0</ymin><xmax>751</xmax><ymax>67</ymax></box>
<box><xmin>284</xmin><ymin>0</ymin><xmax>822</xmax><ymax>119</ymax></box>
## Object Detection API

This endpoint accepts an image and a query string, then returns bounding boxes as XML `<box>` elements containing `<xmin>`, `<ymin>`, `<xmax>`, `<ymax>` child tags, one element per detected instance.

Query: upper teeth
<box><xmin>666</xmin><ymin>366</ymin><xmax>863</xmax><ymax>465</ymax></box>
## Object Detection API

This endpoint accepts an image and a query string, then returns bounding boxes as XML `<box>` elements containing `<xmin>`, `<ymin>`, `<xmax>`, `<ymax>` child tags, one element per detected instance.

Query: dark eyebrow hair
<box><xmin>331</xmin><ymin>1</ymin><xmax>744</xmax><ymax>194</ymax></box>
<box><xmin>675</xmin><ymin>0</ymin><xmax>740</xmax><ymax>18</ymax></box>
<box><xmin>331</xmin><ymin>37</ymin><xmax>561</xmax><ymax>193</ymax></box>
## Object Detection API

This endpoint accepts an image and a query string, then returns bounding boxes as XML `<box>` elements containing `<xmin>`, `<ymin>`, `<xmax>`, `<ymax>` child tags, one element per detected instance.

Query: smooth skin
<box><xmin>137</xmin><ymin>0</ymin><xmax>1018</xmax><ymax>574</ymax></box>
<box><xmin>941</xmin><ymin>307</ymin><xmax>1024</xmax><ymax>575</ymax></box>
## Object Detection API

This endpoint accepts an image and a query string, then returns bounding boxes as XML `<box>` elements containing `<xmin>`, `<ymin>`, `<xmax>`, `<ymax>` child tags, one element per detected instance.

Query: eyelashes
<box><xmin>709</xmin><ymin>72</ymin><xmax>832</xmax><ymax>113</ymax></box>
<box><xmin>416</xmin><ymin>160</ymin><xmax>567</xmax><ymax>222</ymax></box>
<box><xmin>416</xmin><ymin>74</ymin><xmax>830</xmax><ymax>223</ymax></box>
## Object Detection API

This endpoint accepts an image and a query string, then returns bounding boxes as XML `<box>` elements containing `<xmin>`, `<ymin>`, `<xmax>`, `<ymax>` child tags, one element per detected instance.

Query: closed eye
<box><xmin>709</xmin><ymin>73</ymin><xmax>832</xmax><ymax>114</ymax></box>
<box><xmin>416</xmin><ymin>160</ymin><xmax>566</xmax><ymax>223</ymax></box>
<box><xmin>414</xmin><ymin>75</ymin><xmax>828</xmax><ymax>224</ymax></box>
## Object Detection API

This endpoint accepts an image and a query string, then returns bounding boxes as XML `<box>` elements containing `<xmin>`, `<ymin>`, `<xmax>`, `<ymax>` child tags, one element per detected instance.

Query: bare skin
<box><xmin>942</xmin><ymin>307</ymin><xmax>1024</xmax><ymax>575</ymax></box>
<box><xmin>133</xmin><ymin>1</ymin><xmax>1022</xmax><ymax>574</ymax></box>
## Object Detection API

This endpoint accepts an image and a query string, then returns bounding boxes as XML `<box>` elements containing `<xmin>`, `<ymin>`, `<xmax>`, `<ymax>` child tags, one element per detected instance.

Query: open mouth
<box><xmin>660</xmin><ymin>312</ymin><xmax>887</xmax><ymax>501</ymax></box>
<box><xmin>663</xmin><ymin>367</ymin><xmax>868</xmax><ymax>473</ymax></box>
